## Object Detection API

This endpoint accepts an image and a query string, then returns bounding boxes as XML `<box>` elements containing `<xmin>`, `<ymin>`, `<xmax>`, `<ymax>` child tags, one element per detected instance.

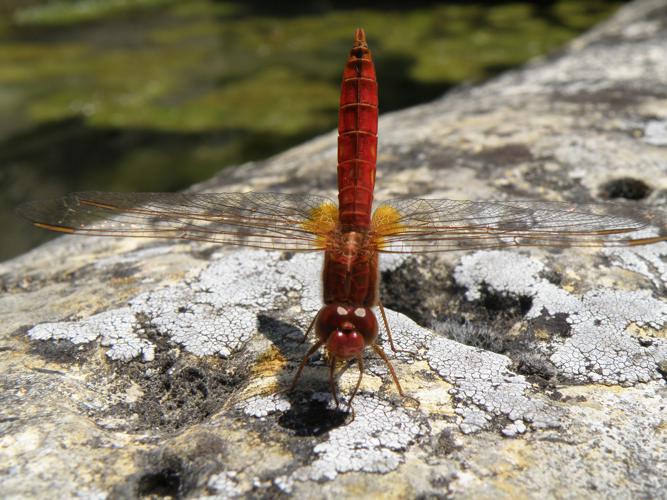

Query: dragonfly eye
<box><xmin>316</xmin><ymin>305</ymin><xmax>378</xmax><ymax>359</ymax></box>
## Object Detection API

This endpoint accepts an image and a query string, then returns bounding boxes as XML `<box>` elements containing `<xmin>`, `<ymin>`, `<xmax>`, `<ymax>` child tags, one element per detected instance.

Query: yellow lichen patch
<box><xmin>235</xmin><ymin>346</ymin><xmax>289</xmax><ymax>401</ymax></box>
<box><xmin>532</xmin><ymin>328</ymin><xmax>552</xmax><ymax>341</ymax></box>
<box><xmin>371</xmin><ymin>204</ymin><xmax>403</xmax><ymax>248</ymax></box>
<box><xmin>402</xmin><ymin>360</ymin><xmax>455</xmax><ymax>416</ymax></box>
<box><xmin>626</xmin><ymin>321</ymin><xmax>667</xmax><ymax>339</ymax></box>
<box><xmin>250</xmin><ymin>345</ymin><xmax>287</xmax><ymax>378</ymax></box>
<box><xmin>301</xmin><ymin>202</ymin><xmax>338</xmax><ymax>247</ymax></box>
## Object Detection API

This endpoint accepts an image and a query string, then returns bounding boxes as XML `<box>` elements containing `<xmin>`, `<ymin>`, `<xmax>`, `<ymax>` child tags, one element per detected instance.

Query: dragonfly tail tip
<box><xmin>354</xmin><ymin>27</ymin><xmax>367</xmax><ymax>46</ymax></box>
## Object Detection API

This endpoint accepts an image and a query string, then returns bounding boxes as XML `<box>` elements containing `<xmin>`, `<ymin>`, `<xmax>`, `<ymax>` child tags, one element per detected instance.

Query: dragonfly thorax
<box><xmin>329</xmin><ymin>230</ymin><xmax>372</xmax><ymax>264</ymax></box>
<box><xmin>322</xmin><ymin>230</ymin><xmax>379</xmax><ymax>306</ymax></box>
<box><xmin>316</xmin><ymin>304</ymin><xmax>378</xmax><ymax>360</ymax></box>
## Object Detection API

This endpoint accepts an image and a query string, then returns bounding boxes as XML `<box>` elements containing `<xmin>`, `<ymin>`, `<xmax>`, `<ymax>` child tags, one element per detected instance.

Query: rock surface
<box><xmin>1</xmin><ymin>1</ymin><xmax>667</xmax><ymax>498</ymax></box>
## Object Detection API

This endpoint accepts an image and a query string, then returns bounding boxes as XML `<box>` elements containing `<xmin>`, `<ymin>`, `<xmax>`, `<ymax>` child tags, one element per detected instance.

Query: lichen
<box><xmin>28</xmin><ymin>307</ymin><xmax>154</xmax><ymax>361</ymax></box>
<box><xmin>28</xmin><ymin>249</ymin><xmax>326</xmax><ymax>360</ymax></box>
<box><xmin>453</xmin><ymin>250</ymin><xmax>667</xmax><ymax>385</ymax></box>
<box><xmin>602</xmin><ymin>229</ymin><xmax>667</xmax><ymax>286</ymax></box>
<box><xmin>427</xmin><ymin>334</ymin><xmax>561</xmax><ymax>434</ymax></box>
<box><xmin>292</xmin><ymin>394</ymin><xmax>427</xmax><ymax>481</ymax></box>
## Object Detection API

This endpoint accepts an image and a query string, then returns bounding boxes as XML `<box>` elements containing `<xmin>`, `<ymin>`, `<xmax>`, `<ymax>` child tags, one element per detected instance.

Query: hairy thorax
<box><xmin>322</xmin><ymin>229</ymin><xmax>379</xmax><ymax>307</ymax></box>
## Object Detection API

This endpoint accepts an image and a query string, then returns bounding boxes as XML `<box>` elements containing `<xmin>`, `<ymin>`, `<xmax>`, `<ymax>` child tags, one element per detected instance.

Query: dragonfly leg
<box><xmin>378</xmin><ymin>302</ymin><xmax>400</xmax><ymax>353</ymax></box>
<box><xmin>329</xmin><ymin>355</ymin><xmax>340</xmax><ymax>408</ymax></box>
<box><xmin>300</xmin><ymin>311</ymin><xmax>319</xmax><ymax>344</ymax></box>
<box><xmin>372</xmin><ymin>344</ymin><xmax>420</xmax><ymax>408</ymax></box>
<box><xmin>288</xmin><ymin>340</ymin><xmax>325</xmax><ymax>392</ymax></box>
<box><xmin>347</xmin><ymin>355</ymin><xmax>364</xmax><ymax>411</ymax></box>
<box><xmin>372</xmin><ymin>343</ymin><xmax>405</xmax><ymax>395</ymax></box>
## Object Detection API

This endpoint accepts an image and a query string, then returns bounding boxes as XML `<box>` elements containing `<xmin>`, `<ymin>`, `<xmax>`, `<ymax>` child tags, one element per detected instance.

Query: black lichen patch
<box><xmin>278</xmin><ymin>395</ymin><xmax>348</xmax><ymax>436</ymax></box>
<box><xmin>531</xmin><ymin>313</ymin><xmax>572</xmax><ymax>338</ymax></box>
<box><xmin>433</xmin><ymin>319</ymin><xmax>513</xmax><ymax>353</ymax></box>
<box><xmin>108</xmin><ymin>263</ymin><xmax>141</xmax><ymax>279</ymax></box>
<box><xmin>28</xmin><ymin>338</ymin><xmax>97</xmax><ymax>365</ymax></box>
<box><xmin>432</xmin><ymin>429</ymin><xmax>462</xmax><ymax>457</ymax></box>
<box><xmin>469</xmin><ymin>143</ymin><xmax>534</xmax><ymax>168</ymax></box>
<box><xmin>513</xmin><ymin>351</ymin><xmax>558</xmax><ymax>389</ymax></box>
<box><xmin>433</xmin><ymin>318</ymin><xmax>559</xmax><ymax>390</ymax></box>
<box><xmin>114</xmin><ymin>451</ymin><xmax>198</xmax><ymax>499</ymax></box>
<box><xmin>114</xmin><ymin>313</ymin><xmax>251</xmax><ymax>432</ymax></box>
<box><xmin>99</xmin><ymin>317</ymin><xmax>249</xmax><ymax>432</ymax></box>
<box><xmin>380</xmin><ymin>256</ymin><xmax>456</xmax><ymax>326</ymax></box>
<box><xmin>121</xmin><ymin>352</ymin><xmax>246</xmax><ymax>432</ymax></box>
<box><xmin>552</xmin><ymin>88</ymin><xmax>644</xmax><ymax>108</ymax></box>
<box><xmin>137</xmin><ymin>468</ymin><xmax>182</xmax><ymax>498</ymax></box>
<box><xmin>656</xmin><ymin>360</ymin><xmax>667</xmax><ymax>382</ymax></box>
<box><xmin>387</xmin><ymin>261</ymin><xmax>532</xmax><ymax>327</ymax></box>
<box><xmin>599</xmin><ymin>177</ymin><xmax>651</xmax><ymax>200</ymax></box>
<box><xmin>477</xmin><ymin>284</ymin><xmax>533</xmax><ymax>319</ymax></box>
<box><xmin>190</xmin><ymin>245</ymin><xmax>220</xmax><ymax>261</ymax></box>
<box><xmin>383</xmin><ymin>257</ymin><xmax>563</xmax><ymax>391</ymax></box>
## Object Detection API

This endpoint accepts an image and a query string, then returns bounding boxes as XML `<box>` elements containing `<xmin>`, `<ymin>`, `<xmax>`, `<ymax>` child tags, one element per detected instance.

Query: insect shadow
<box><xmin>257</xmin><ymin>314</ymin><xmax>349</xmax><ymax>435</ymax></box>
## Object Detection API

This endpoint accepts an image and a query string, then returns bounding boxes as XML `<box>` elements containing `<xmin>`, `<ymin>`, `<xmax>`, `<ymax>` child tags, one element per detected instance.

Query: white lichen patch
<box><xmin>207</xmin><ymin>470</ymin><xmax>246</xmax><ymax>498</ymax></box>
<box><xmin>27</xmin><ymin>250</ymin><xmax>326</xmax><ymax>361</ymax></box>
<box><xmin>643</xmin><ymin>119</ymin><xmax>667</xmax><ymax>146</ymax></box>
<box><xmin>28</xmin><ymin>307</ymin><xmax>153</xmax><ymax>361</ymax></box>
<box><xmin>427</xmin><ymin>335</ymin><xmax>561</xmax><ymax>434</ymax></box>
<box><xmin>454</xmin><ymin>251</ymin><xmax>667</xmax><ymax>385</ymax></box>
<box><xmin>239</xmin><ymin>394</ymin><xmax>291</xmax><ymax>418</ymax></box>
<box><xmin>550</xmin><ymin>289</ymin><xmax>667</xmax><ymax>383</ymax></box>
<box><xmin>376</xmin><ymin>308</ymin><xmax>434</xmax><ymax>361</ymax></box>
<box><xmin>356</xmin><ymin>308</ymin><xmax>561</xmax><ymax>435</ymax></box>
<box><xmin>602</xmin><ymin>229</ymin><xmax>667</xmax><ymax>286</ymax></box>
<box><xmin>293</xmin><ymin>394</ymin><xmax>427</xmax><ymax>481</ymax></box>
<box><xmin>454</xmin><ymin>251</ymin><xmax>546</xmax><ymax>302</ymax></box>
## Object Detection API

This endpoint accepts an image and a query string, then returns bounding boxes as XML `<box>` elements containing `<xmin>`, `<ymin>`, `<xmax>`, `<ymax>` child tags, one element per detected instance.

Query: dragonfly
<box><xmin>18</xmin><ymin>28</ymin><xmax>667</xmax><ymax>408</ymax></box>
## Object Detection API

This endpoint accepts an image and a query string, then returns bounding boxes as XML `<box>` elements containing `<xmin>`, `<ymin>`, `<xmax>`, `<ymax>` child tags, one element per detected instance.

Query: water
<box><xmin>0</xmin><ymin>0</ymin><xmax>625</xmax><ymax>259</ymax></box>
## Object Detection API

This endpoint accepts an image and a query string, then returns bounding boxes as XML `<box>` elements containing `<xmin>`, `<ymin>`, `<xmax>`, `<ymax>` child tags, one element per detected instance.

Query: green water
<box><xmin>0</xmin><ymin>0</ymin><xmax>625</xmax><ymax>260</ymax></box>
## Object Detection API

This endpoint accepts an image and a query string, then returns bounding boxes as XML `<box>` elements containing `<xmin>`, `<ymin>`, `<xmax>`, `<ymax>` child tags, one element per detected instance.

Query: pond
<box><xmin>0</xmin><ymin>0</ymin><xmax>626</xmax><ymax>259</ymax></box>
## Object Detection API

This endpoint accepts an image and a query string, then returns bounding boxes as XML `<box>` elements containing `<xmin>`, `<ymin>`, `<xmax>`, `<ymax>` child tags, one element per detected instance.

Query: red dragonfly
<box><xmin>18</xmin><ymin>29</ymin><xmax>666</xmax><ymax>407</ymax></box>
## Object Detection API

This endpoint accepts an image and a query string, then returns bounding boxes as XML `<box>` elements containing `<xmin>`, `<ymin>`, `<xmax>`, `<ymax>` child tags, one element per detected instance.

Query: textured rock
<box><xmin>1</xmin><ymin>1</ymin><xmax>667</xmax><ymax>498</ymax></box>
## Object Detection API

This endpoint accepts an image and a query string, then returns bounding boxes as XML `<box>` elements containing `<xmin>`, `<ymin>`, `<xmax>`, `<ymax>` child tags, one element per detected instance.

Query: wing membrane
<box><xmin>17</xmin><ymin>192</ymin><xmax>337</xmax><ymax>251</ymax></box>
<box><xmin>373</xmin><ymin>198</ymin><xmax>666</xmax><ymax>253</ymax></box>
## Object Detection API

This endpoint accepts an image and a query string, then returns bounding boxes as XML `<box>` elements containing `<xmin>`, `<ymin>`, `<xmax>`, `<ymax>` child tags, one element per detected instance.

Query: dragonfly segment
<box><xmin>17</xmin><ymin>29</ymin><xmax>667</xmax><ymax>410</ymax></box>
<box><xmin>337</xmin><ymin>27</ymin><xmax>378</xmax><ymax>232</ymax></box>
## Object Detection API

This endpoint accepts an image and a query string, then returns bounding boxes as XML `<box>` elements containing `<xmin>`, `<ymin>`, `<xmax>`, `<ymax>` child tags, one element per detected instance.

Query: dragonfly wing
<box><xmin>18</xmin><ymin>191</ymin><xmax>339</xmax><ymax>251</ymax></box>
<box><xmin>372</xmin><ymin>198</ymin><xmax>666</xmax><ymax>253</ymax></box>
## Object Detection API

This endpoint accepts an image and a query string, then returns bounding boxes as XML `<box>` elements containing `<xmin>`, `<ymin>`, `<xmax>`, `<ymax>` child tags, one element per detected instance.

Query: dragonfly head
<box><xmin>316</xmin><ymin>305</ymin><xmax>377</xmax><ymax>360</ymax></box>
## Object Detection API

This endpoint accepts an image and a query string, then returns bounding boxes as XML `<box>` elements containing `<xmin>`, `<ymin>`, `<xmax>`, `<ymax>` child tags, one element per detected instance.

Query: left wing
<box><xmin>17</xmin><ymin>191</ymin><xmax>339</xmax><ymax>251</ymax></box>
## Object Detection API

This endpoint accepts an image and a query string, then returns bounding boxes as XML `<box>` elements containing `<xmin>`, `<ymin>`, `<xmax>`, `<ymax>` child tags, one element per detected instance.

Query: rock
<box><xmin>1</xmin><ymin>1</ymin><xmax>666</xmax><ymax>498</ymax></box>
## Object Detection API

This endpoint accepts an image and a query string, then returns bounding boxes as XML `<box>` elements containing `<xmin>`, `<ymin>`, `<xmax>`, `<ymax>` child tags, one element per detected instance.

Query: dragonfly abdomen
<box><xmin>337</xmin><ymin>28</ymin><xmax>378</xmax><ymax>232</ymax></box>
